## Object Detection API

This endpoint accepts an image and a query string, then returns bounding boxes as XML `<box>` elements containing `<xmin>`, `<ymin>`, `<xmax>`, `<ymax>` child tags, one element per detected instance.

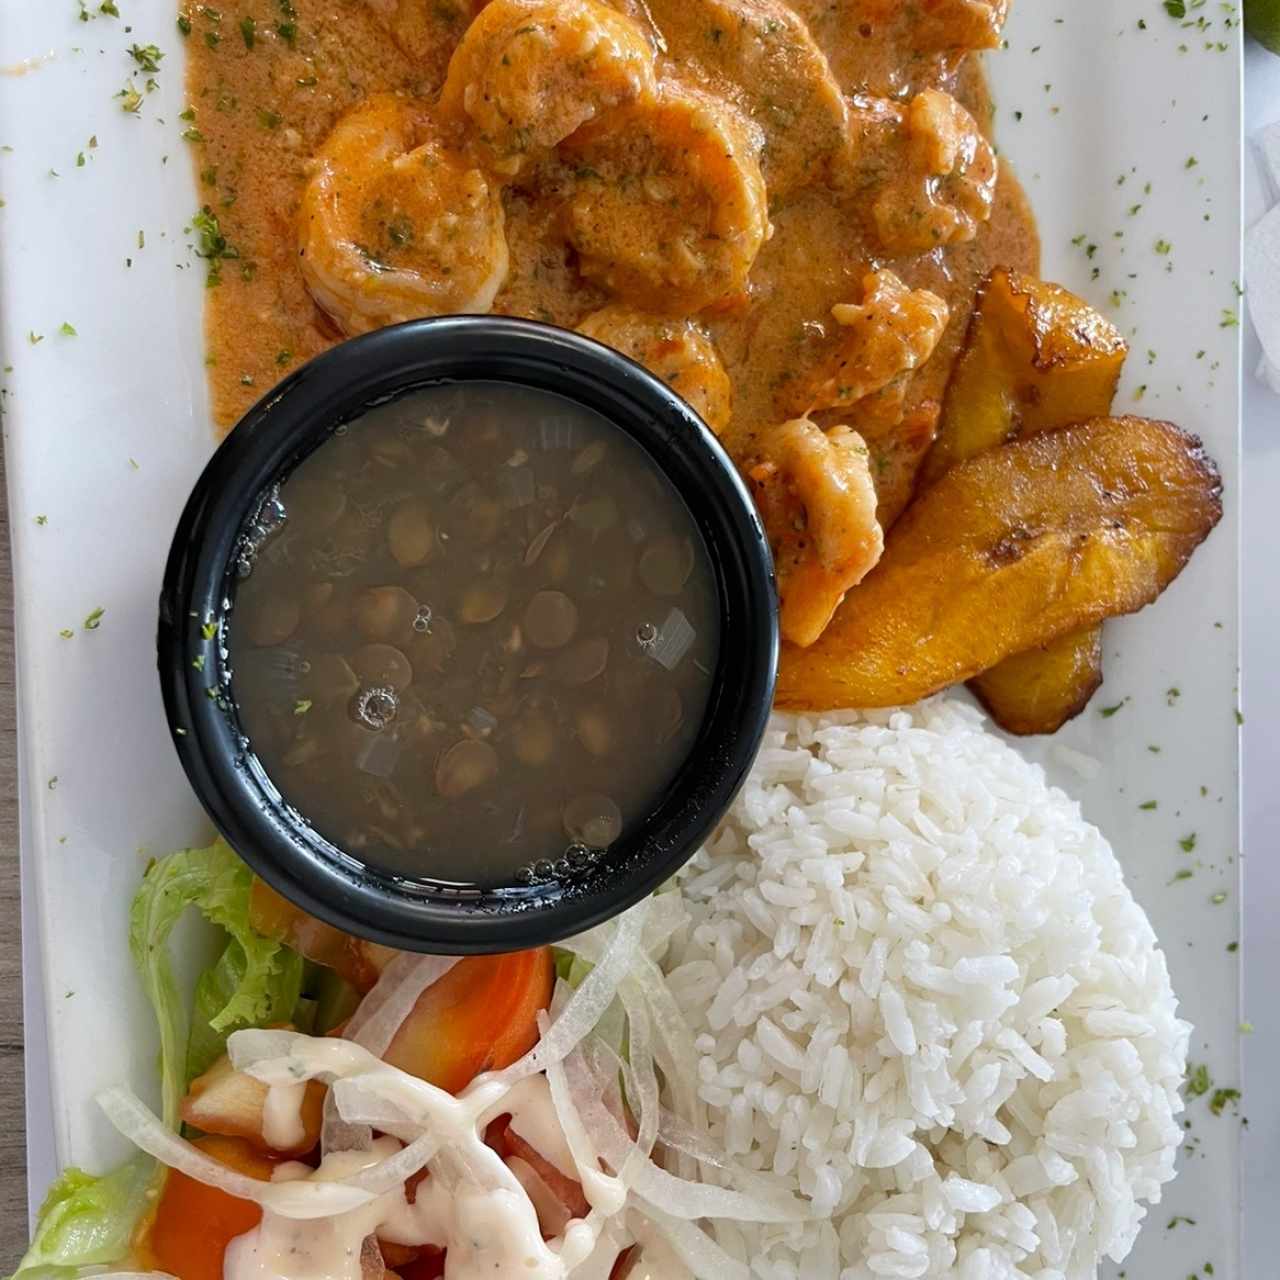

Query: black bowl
<box><xmin>158</xmin><ymin>316</ymin><xmax>777</xmax><ymax>953</ymax></box>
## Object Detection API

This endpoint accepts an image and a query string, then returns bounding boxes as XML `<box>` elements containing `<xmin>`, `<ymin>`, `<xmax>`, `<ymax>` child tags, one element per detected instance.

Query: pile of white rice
<box><xmin>664</xmin><ymin>701</ymin><xmax>1189</xmax><ymax>1280</ymax></box>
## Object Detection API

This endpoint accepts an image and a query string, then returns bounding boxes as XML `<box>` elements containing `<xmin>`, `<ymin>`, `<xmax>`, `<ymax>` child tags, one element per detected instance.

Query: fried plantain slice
<box><xmin>923</xmin><ymin>269</ymin><xmax>1128</xmax><ymax>732</ymax></box>
<box><xmin>776</xmin><ymin>416</ymin><xmax>1222</xmax><ymax>711</ymax></box>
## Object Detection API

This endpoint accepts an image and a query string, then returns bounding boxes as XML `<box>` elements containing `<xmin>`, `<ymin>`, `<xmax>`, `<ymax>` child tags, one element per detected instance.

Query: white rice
<box><xmin>665</xmin><ymin>700</ymin><xmax>1189</xmax><ymax>1280</ymax></box>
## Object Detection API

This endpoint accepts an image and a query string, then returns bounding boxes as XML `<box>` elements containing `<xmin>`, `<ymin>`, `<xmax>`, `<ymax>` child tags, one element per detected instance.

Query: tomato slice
<box><xmin>141</xmin><ymin>1136</ymin><xmax>277</xmax><ymax>1280</ymax></box>
<box><xmin>382</xmin><ymin>949</ymin><xmax>554</xmax><ymax>1094</ymax></box>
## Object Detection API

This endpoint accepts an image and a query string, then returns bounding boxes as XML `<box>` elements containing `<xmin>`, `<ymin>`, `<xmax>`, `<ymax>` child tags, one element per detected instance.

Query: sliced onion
<box><xmin>89</xmin><ymin>1272</ymin><xmax>180</xmax><ymax>1279</ymax></box>
<box><xmin>564</xmin><ymin>893</ymin><xmax>686</xmax><ymax>965</ymax></box>
<box><xmin>616</xmin><ymin>982</ymin><xmax>659</xmax><ymax>1166</ymax></box>
<box><xmin>627</xmin><ymin>952</ymin><xmax>703</xmax><ymax>1179</ymax></box>
<box><xmin>341</xmin><ymin>1127</ymin><xmax>443</xmax><ymax>1195</ymax></box>
<box><xmin>542</xmin><ymin>1018</ymin><xmax>627</xmax><ymax>1217</ymax></box>
<box><xmin>635</xmin><ymin>1206</ymin><xmax>750</xmax><ymax>1280</ymax></box>
<box><xmin>345</xmin><ymin>954</ymin><xmax>459</xmax><ymax>1056</ymax></box>
<box><xmin>486</xmin><ymin>900</ymin><xmax>648</xmax><ymax>1088</ymax></box>
<box><xmin>564</xmin><ymin>1055</ymin><xmax>807</xmax><ymax>1224</ymax></box>
<box><xmin>227</xmin><ymin>1028</ymin><xmax>300</xmax><ymax>1070</ymax></box>
<box><xmin>96</xmin><ymin>1086</ymin><xmax>374</xmax><ymax>1220</ymax></box>
<box><xmin>331</xmin><ymin>1077</ymin><xmax>416</xmax><ymax>1128</ymax></box>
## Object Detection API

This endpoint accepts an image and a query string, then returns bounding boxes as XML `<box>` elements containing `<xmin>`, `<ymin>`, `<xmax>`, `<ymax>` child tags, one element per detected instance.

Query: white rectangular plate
<box><xmin>0</xmin><ymin>1</ymin><xmax>1243</xmax><ymax>1274</ymax></box>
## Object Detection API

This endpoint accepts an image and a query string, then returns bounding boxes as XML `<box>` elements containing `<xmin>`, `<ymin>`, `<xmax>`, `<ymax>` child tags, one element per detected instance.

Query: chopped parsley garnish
<box><xmin>1139</xmin><ymin>799</ymin><xmax>1158</xmax><ymax>811</ymax></box>
<box><xmin>294</xmin><ymin>699</ymin><xmax>313</xmax><ymax>716</ymax></box>
<box><xmin>1179</xmin><ymin>833</ymin><xmax>1197</xmax><ymax>852</ymax></box>
<box><xmin>178</xmin><ymin>13</ymin><xmax>192</xmax><ymax>36</ymax></box>
<box><xmin>83</xmin><ymin>606</ymin><xmax>105</xmax><ymax>631</ymax></box>
<box><xmin>1185</xmin><ymin>1063</ymin><xmax>1211</xmax><ymax>1097</ymax></box>
<box><xmin>1163</xmin><ymin>0</ymin><xmax>1186</xmax><ymax>17</ymax></box>
<box><xmin>201</xmin><ymin>619</ymin><xmax>217</xmax><ymax>640</ymax></box>
<box><xmin>1155</xmin><ymin>238</ymin><xmax>1172</xmax><ymax>255</ymax></box>
<box><xmin>276</xmin><ymin>20</ymin><xmax>298</xmax><ymax>45</ymax></box>
<box><xmin>1210</xmin><ymin>891</ymin><xmax>1227</xmax><ymax>905</ymax></box>
<box><xmin>1099</xmin><ymin>699</ymin><xmax>1127</xmax><ymax>717</ymax></box>
<box><xmin>1167</xmin><ymin>1214</ymin><xmax>1197</xmax><ymax>1229</ymax></box>
<box><xmin>256</xmin><ymin>108</ymin><xmax>282</xmax><ymax>130</ymax></box>
<box><xmin>1220</xmin><ymin>309</ymin><xmax>1239</xmax><ymax>328</ymax></box>
<box><xmin>58</xmin><ymin>629</ymin><xmax>73</xmax><ymax>640</ymax></box>
<box><xmin>1208</xmin><ymin>1087</ymin><xmax>1240</xmax><ymax>1117</ymax></box>
<box><xmin>99</xmin><ymin>1</ymin><xmax>119</xmax><ymax>14</ymax></box>
<box><xmin>1170</xmin><ymin>868</ymin><xmax>1193</xmax><ymax>883</ymax></box>
<box><xmin>239</xmin><ymin>16</ymin><xmax>255</xmax><ymax>47</ymax></box>
<box><xmin>129</xmin><ymin>43</ymin><xmax>164</xmax><ymax>73</ymax></box>
<box><xmin>34</xmin><ymin>515</ymin><xmax>47</xmax><ymax>526</ymax></box>
<box><xmin>27</xmin><ymin>331</ymin><xmax>43</xmax><ymax>345</ymax></box>
<box><xmin>192</xmin><ymin>654</ymin><xmax>206</xmax><ymax>672</ymax></box>
<box><xmin>190</xmin><ymin>206</ymin><xmax>240</xmax><ymax>285</ymax></box>
<box><xmin>58</xmin><ymin>321</ymin><xmax>77</xmax><ymax>336</ymax></box>
<box><xmin>275</xmin><ymin>349</ymin><xmax>293</xmax><ymax>366</ymax></box>
<box><xmin>118</xmin><ymin>81</ymin><xmax>144</xmax><ymax>113</ymax></box>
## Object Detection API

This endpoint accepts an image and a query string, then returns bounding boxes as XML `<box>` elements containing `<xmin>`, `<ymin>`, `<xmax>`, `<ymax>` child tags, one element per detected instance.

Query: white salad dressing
<box><xmin>486</xmin><ymin>1076</ymin><xmax>578</xmax><ymax>1182</ymax></box>
<box><xmin>262</xmin><ymin>1083</ymin><xmax>308</xmax><ymax>1153</ymax></box>
<box><xmin>226</xmin><ymin>1037</ymin><xmax>629</xmax><ymax>1280</ymax></box>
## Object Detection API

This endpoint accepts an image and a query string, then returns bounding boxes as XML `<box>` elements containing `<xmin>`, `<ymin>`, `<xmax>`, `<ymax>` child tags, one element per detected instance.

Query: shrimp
<box><xmin>578</xmin><ymin>304</ymin><xmax>732</xmax><ymax>434</ymax></box>
<box><xmin>629</xmin><ymin>0</ymin><xmax>852</xmax><ymax>198</ymax></box>
<box><xmin>298</xmin><ymin>95</ymin><xmax>508</xmax><ymax>336</ymax></box>
<box><xmin>912</xmin><ymin>0</ymin><xmax>1009</xmax><ymax>54</ymax></box>
<box><xmin>749</xmin><ymin>418</ymin><xmax>884</xmax><ymax>647</ymax></box>
<box><xmin>869</xmin><ymin>88</ymin><xmax>997</xmax><ymax>255</ymax></box>
<box><xmin>779</xmin><ymin>269</ymin><xmax>949</xmax><ymax>424</ymax></box>
<box><xmin>439</xmin><ymin>0</ymin><xmax>657</xmax><ymax>176</ymax></box>
<box><xmin>560</xmin><ymin>84</ymin><xmax>770</xmax><ymax>314</ymax></box>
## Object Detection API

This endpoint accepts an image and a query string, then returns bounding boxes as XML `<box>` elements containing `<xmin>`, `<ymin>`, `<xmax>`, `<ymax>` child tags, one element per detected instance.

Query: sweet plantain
<box><xmin>776</xmin><ymin>416</ymin><xmax>1222</xmax><ymax>711</ymax></box>
<box><xmin>924</xmin><ymin>269</ymin><xmax>1128</xmax><ymax>732</ymax></box>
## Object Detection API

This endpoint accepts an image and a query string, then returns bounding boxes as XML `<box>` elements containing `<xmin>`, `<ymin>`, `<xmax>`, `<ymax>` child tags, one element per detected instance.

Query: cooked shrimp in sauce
<box><xmin>578</xmin><ymin>305</ymin><xmax>733</xmax><ymax>434</ymax></box>
<box><xmin>439</xmin><ymin>0</ymin><xmax>657</xmax><ymax>175</ymax></box>
<box><xmin>298</xmin><ymin>95</ymin><xmax>508</xmax><ymax>335</ymax></box>
<box><xmin>628</xmin><ymin>0</ymin><xmax>852</xmax><ymax>198</ymax></box>
<box><xmin>869</xmin><ymin>88</ymin><xmax>998</xmax><ymax>254</ymax></box>
<box><xmin>186</xmin><ymin>0</ymin><xmax>1037</xmax><ymax>653</ymax></box>
<box><xmin>779</xmin><ymin>269</ymin><xmax>950</xmax><ymax>423</ymax></box>
<box><xmin>560</xmin><ymin>85</ymin><xmax>770</xmax><ymax>314</ymax></box>
<box><xmin>750</xmin><ymin>418</ymin><xmax>884</xmax><ymax>648</ymax></box>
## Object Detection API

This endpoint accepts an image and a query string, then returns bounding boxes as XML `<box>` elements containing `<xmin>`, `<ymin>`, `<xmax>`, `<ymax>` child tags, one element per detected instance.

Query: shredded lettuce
<box><xmin>10</xmin><ymin>838</ymin><xmax>305</xmax><ymax>1280</ymax></box>
<box><xmin>130</xmin><ymin>837</ymin><xmax>304</xmax><ymax>1125</ymax></box>
<box><xmin>9</xmin><ymin>1157</ymin><xmax>154</xmax><ymax>1280</ymax></box>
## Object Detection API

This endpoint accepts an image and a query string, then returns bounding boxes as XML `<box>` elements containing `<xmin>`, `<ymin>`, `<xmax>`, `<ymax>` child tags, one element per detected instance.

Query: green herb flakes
<box><xmin>293</xmin><ymin>699</ymin><xmax>313</xmax><ymax>716</ymax></box>
<box><xmin>1208</xmin><ymin>1087</ymin><xmax>1240</xmax><ymax>1117</ymax></box>
<box><xmin>58</xmin><ymin>321</ymin><xmax>77</xmax><ymax>337</ymax></box>
<box><xmin>129</xmin><ymin>43</ymin><xmax>164</xmax><ymax>73</ymax></box>
<box><xmin>83</xmin><ymin>607</ymin><xmax>105</xmax><ymax>631</ymax></box>
<box><xmin>239</xmin><ymin>16</ymin><xmax>255</xmax><ymax>47</ymax></box>
<box><xmin>1185</xmin><ymin>1063</ymin><xmax>1211</xmax><ymax>1097</ymax></box>
<box><xmin>1179</xmin><ymin>833</ymin><xmax>1197</xmax><ymax>852</ymax></box>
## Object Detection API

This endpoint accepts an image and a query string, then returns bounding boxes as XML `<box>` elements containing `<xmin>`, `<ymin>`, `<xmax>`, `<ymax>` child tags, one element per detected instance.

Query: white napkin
<box><xmin>1248</xmin><ymin>123</ymin><xmax>1280</xmax><ymax>392</ymax></box>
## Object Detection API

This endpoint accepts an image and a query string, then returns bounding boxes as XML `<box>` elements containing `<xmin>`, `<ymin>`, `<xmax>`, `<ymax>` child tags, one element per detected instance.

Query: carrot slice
<box><xmin>141</xmin><ymin>1136</ymin><xmax>276</xmax><ymax>1280</ymax></box>
<box><xmin>382</xmin><ymin>949</ymin><xmax>554</xmax><ymax>1094</ymax></box>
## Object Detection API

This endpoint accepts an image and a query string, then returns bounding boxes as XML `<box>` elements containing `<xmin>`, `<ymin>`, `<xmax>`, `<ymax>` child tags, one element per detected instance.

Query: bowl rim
<box><xmin>158</xmin><ymin>315</ymin><xmax>777</xmax><ymax>953</ymax></box>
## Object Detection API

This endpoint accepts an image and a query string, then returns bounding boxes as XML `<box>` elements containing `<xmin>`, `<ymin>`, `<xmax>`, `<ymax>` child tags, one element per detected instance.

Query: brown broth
<box><xmin>228</xmin><ymin>382</ymin><xmax>719</xmax><ymax>887</ymax></box>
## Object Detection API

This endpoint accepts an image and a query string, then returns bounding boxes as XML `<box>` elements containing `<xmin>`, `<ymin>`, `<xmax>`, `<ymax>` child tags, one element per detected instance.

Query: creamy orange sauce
<box><xmin>185</xmin><ymin>0</ymin><xmax>1037</xmax><ymax>523</ymax></box>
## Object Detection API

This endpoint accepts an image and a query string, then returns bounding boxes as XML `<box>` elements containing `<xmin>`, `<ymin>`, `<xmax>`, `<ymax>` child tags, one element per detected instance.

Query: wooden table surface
<box><xmin>1</xmin><ymin>451</ymin><xmax>31</xmax><ymax>1268</ymax></box>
